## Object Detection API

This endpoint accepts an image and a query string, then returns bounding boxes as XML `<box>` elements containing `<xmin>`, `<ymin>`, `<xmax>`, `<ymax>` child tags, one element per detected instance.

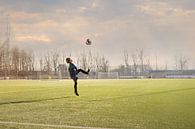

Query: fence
<box><xmin>1</xmin><ymin>70</ymin><xmax>195</xmax><ymax>80</ymax></box>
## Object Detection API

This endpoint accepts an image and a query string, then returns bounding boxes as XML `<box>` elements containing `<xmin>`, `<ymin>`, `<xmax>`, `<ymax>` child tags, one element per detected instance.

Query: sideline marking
<box><xmin>0</xmin><ymin>121</ymin><xmax>115</xmax><ymax>129</ymax></box>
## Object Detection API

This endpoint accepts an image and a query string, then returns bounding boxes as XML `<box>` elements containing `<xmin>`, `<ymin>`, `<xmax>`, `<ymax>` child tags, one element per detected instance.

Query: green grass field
<box><xmin>0</xmin><ymin>79</ymin><xmax>195</xmax><ymax>129</ymax></box>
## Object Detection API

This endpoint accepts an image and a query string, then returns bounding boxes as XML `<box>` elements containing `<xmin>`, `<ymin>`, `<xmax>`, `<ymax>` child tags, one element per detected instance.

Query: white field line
<box><xmin>0</xmin><ymin>87</ymin><xmax>61</xmax><ymax>94</ymax></box>
<box><xmin>0</xmin><ymin>121</ymin><xmax>115</xmax><ymax>129</ymax></box>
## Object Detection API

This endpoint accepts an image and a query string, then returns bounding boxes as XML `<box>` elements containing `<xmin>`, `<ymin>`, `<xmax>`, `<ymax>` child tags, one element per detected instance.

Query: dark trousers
<box><xmin>77</xmin><ymin>69</ymin><xmax>88</xmax><ymax>74</ymax></box>
<box><xmin>73</xmin><ymin>69</ymin><xmax>88</xmax><ymax>95</ymax></box>
<box><xmin>73</xmin><ymin>77</ymin><xmax>78</xmax><ymax>94</ymax></box>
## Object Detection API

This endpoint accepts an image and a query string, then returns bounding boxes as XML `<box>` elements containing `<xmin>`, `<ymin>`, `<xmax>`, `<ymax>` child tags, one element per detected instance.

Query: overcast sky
<box><xmin>0</xmin><ymin>0</ymin><xmax>195</xmax><ymax>69</ymax></box>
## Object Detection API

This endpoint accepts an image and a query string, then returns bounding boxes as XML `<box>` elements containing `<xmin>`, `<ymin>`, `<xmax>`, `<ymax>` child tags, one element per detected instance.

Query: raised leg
<box><xmin>77</xmin><ymin>69</ymin><xmax>90</xmax><ymax>75</ymax></box>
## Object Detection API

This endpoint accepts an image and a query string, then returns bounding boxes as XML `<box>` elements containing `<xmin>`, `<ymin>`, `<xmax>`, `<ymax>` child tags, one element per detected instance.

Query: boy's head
<box><xmin>66</xmin><ymin>58</ymin><xmax>72</xmax><ymax>63</ymax></box>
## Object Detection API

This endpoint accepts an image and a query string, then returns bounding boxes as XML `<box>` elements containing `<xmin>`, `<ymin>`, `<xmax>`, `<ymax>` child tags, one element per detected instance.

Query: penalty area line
<box><xmin>0</xmin><ymin>121</ymin><xmax>115</xmax><ymax>129</ymax></box>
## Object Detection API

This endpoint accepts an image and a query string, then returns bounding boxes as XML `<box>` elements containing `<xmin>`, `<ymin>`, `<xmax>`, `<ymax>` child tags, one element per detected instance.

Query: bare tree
<box><xmin>138</xmin><ymin>49</ymin><xmax>145</xmax><ymax>75</ymax></box>
<box><xmin>11</xmin><ymin>46</ymin><xmax>20</xmax><ymax>77</ymax></box>
<box><xmin>99</xmin><ymin>56</ymin><xmax>109</xmax><ymax>72</ymax></box>
<box><xmin>57</xmin><ymin>51</ymin><xmax>68</xmax><ymax>79</ymax></box>
<box><xmin>76</xmin><ymin>56</ymin><xmax>80</xmax><ymax>68</ymax></box>
<box><xmin>44</xmin><ymin>52</ymin><xmax>52</xmax><ymax>75</ymax></box>
<box><xmin>178</xmin><ymin>55</ymin><xmax>188</xmax><ymax>70</ymax></box>
<box><xmin>124</xmin><ymin>49</ymin><xmax>129</xmax><ymax>67</ymax></box>
<box><xmin>0</xmin><ymin>40</ymin><xmax>10</xmax><ymax>77</ymax></box>
<box><xmin>94</xmin><ymin>54</ymin><xmax>100</xmax><ymax>74</ymax></box>
<box><xmin>174</xmin><ymin>56</ymin><xmax>178</xmax><ymax>70</ymax></box>
<box><xmin>10</xmin><ymin>48</ymin><xmax>35</xmax><ymax>77</ymax></box>
<box><xmin>131</xmin><ymin>53</ymin><xmax>138</xmax><ymax>76</ymax></box>
<box><xmin>61</xmin><ymin>51</ymin><xmax>66</xmax><ymax>64</ymax></box>
<box><xmin>174</xmin><ymin>55</ymin><xmax>189</xmax><ymax>70</ymax></box>
<box><xmin>155</xmin><ymin>55</ymin><xmax>158</xmax><ymax>70</ymax></box>
<box><xmin>20</xmin><ymin>49</ymin><xmax>28</xmax><ymax>71</ymax></box>
<box><xmin>31</xmin><ymin>53</ymin><xmax>36</xmax><ymax>71</ymax></box>
<box><xmin>80</xmin><ymin>51</ymin><xmax>88</xmax><ymax>70</ymax></box>
<box><xmin>145</xmin><ymin>57</ymin><xmax>152</xmax><ymax>70</ymax></box>
<box><xmin>164</xmin><ymin>61</ymin><xmax>168</xmax><ymax>71</ymax></box>
<box><xmin>51</xmin><ymin>51</ymin><xmax>59</xmax><ymax>75</ymax></box>
<box><xmin>88</xmin><ymin>51</ymin><xmax>93</xmax><ymax>70</ymax></box>
<box><xmin>39</xmin><ymin>58</ymin><xmax>43</xmax><ymax>72</ymax></box>
<box><xmin>123</xmin><ymin>49</ymin><xmax>131</xmax><ymax>75</ymax></box>
<box><xmin>0</xmin><ymin>44</ymin><xmax>6</xmax><ymax>71</ymax></box>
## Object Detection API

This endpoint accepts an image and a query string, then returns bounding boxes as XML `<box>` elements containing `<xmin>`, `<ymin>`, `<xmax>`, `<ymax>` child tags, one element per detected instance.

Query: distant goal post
<box><xmin>97</xmin><ymin>72</ymin><xmax>119</xmax><ymax>79</ymax></box>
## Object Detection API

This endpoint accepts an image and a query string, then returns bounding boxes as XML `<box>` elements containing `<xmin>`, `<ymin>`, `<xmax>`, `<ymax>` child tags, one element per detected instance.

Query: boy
<box><xmin>66</xmin><ymin>57</ymin><xmax>90</xmax><ymax>96</ymax></box>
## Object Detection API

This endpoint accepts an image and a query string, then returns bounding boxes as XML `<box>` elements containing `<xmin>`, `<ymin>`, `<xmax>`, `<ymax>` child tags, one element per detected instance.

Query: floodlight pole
<box><xmin>4</xmin><ymin>15</ymin><xmax>10</xmax><ymax>78</ymax></box>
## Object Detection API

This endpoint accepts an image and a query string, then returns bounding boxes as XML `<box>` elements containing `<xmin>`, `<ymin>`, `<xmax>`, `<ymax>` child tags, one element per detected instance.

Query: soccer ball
<box><xmin>86</xmin><ymin>38</ymin><xmax>92</xmax><ymax>45</ymax></box>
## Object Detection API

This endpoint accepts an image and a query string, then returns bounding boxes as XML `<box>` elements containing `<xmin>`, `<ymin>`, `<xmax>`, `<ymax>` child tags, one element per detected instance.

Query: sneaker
<box><xmin>87</xmin><ymin>69</ymin><xmax>90</xmax><ymax>74</ymax></box>
<box><xmin>75</xmin><ymin>92</ymin><xmax>79</xmax><ymax>96</ymax></box>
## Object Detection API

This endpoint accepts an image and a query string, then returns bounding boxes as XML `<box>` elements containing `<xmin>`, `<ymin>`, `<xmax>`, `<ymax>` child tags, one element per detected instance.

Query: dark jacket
<box><xmin>68</xmin><ymin>63</ymin><xmax>77</xmax><ymax>78</ymax></box>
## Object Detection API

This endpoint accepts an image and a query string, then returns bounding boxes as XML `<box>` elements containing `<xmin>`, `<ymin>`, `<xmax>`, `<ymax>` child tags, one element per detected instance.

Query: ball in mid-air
<box><xmin>86</xmin><ymin>38</ymin><xmax>92</xmax><ymax>45</ymax></box>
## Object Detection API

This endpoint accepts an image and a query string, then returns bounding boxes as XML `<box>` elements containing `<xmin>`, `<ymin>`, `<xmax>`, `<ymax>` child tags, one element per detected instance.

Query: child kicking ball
<box><xmin>66</xmin><ymin>58</ymin><xmax>90</xmax><ymax>96</ymax></box>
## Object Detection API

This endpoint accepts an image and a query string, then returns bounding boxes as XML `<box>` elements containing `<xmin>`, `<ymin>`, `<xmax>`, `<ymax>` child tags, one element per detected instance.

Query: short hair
<box><xmin>66</xmin><ymin>58</ymin><xmax>71</xmax><ymax>63</ymax></box>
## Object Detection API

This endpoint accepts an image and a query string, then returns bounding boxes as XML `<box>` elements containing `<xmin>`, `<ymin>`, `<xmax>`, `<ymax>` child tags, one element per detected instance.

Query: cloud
<box><xmin>136</xmin><ymin>1</ymin><xmax>195</xmax><ymax>45</ymax></box>
<box><xmin>0</xmin><ymin>9</ymin><xmax>45</xmax><ymax>26</ymax></box>
<box><xmin>0</xmin><ymin>0</ymin><xmax>195</xmax><ymax>68</ymax></box>
<box><xmin>15</xmin><ymin>34</ymin><xmax>51</xmax><ymax>43</ymax></box>
<box><xmin>55</xmin><ymin>9</ymin><xmax>67</xmax><ymax>14</ymax></box>
<box><xmin>137</xmin><ymin>1</ymin><xmax>195</xmax><ymax>22</ymax></box>
<box><xmin>77</xmin><ymin>0</ymin><xmax>102</xmax><ymax>13</ymax></box>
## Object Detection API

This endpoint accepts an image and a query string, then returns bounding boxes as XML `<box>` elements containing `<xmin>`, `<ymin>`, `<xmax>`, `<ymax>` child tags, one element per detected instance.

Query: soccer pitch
<box><xmin>0</xmin><ymin>79</ymin><xmax>195</xmax><ymax>129</ymax></box>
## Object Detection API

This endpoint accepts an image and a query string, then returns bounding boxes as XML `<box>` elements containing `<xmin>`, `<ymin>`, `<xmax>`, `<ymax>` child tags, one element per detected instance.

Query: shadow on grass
<box><xmin>90</xmin><ymin>87</ymin><xmax>195</xmax><ymax>102</ymax></box>
<box><xmin>0</xmin><ymin>96</ymin><xmax>71</xmax><ymax>106</ymax></box>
